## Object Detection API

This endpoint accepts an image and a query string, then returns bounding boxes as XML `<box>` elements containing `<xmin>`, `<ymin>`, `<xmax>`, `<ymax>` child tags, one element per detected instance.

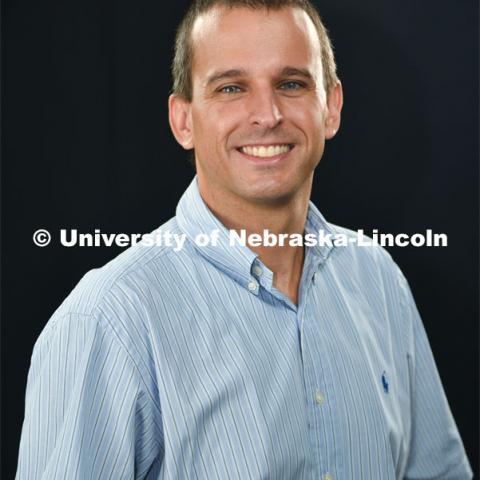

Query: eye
<box><xmin>279</xmin><ymin>81</ymin><xmax>304</xmax><ymax>91</ymax></box>
<box><xmin>219</xmin><ymin>85</ymin><xmax>242</xmax><ymax>94</ymax></box>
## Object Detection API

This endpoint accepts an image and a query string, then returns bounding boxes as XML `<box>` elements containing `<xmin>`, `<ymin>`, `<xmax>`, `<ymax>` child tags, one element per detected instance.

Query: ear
<box><xmin>168</xmin><ymin>94</ymin><xmax>194</xmax><ymax>150</ymax></box>
<box><xmin>324</xmin><ymin>81</ymin><xmax>343</xmax><ymax>140</ymax></box>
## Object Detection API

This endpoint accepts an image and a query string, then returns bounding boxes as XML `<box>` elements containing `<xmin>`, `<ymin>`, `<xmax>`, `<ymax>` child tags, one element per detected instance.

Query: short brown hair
<box><xmin>171</xmin><ymin>0</ymin><xmax>339</xmax><ymax>101</ymax></box>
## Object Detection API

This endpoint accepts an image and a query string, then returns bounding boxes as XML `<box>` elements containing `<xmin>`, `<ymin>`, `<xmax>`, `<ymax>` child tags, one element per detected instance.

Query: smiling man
<box><xmin>16</xmin><ymin>1</ymin><xmax>472</xmax><ymax>479</ymax></box>
<box><xmin>168</xmin><ymin>3</ymin><xmax>342</xmax><ymax>307</ymax></box>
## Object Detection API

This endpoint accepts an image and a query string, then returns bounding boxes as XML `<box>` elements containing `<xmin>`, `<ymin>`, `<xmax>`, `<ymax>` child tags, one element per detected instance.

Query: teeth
<box><xmin>240</xmin><ymin>144</ymin><xmax>291</xmax><ymax>158</ymax></box>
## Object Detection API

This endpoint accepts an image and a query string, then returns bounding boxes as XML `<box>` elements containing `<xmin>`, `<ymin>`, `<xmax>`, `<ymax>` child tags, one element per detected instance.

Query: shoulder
<box><xmin>327</xmin><ymin>221</ymin><xmax>418</xmax><ymax>335</ymax></box>
<box><xmin>29</xmin><ymin>218</ymin><xmax>195</xmax><ymax>402</ymax></box>
<box><xmin>35</xmin><ymin>217</ymin><xmax>190</xmax><ymax>361</ymax></box>
<box><xmin>52</xmin><ymin>217</ymin><xmax>182</xmax><ymax>317</ymax></box>
<box><xmin>327</xmin><ymin>222</ymin><xmax>401</xmax><ymax>278</ymax></box>
<box><xmin>325</xmin><ymin>222</ymin><xmax>413</xmax><ymax>314</ymax></box>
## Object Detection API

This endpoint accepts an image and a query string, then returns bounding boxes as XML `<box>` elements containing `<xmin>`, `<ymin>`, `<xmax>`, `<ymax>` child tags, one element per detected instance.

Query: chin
<box><xmin>239</xmin><ymin>168</ymin><xmax>311</xmax><ymax>201</ymax></box>
<box><xmin>238</xmin><ymin>181</ymin><xmax>300</xmax><ymax>206</ymax></box>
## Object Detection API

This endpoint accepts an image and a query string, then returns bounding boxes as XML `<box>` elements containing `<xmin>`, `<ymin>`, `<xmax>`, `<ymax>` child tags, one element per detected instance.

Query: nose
<box><xmin>248</xmin><ymin>87</ymin><xmax>283</xmax><ymax>129</ymax></box>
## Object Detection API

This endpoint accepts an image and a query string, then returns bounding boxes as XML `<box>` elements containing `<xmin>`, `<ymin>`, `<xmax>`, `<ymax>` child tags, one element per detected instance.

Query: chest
<box><xmin>148</xmin><ymin>274</ymin><xmax>411</xmax><ymax>479</ymax></box>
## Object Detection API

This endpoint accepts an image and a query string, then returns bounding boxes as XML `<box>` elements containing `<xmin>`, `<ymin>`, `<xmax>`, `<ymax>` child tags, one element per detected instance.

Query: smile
<box><xmin>238</xmin><ymin>144</ymin><xmax>293</xmax><ymax>158</ymax></box>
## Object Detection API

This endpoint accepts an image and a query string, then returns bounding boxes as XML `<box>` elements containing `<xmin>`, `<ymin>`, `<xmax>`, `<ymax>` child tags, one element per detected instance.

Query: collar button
<box><xmin>252</xmin><ymin>265</ymin><xmax>263</xmax><ymax>277</ymax></box>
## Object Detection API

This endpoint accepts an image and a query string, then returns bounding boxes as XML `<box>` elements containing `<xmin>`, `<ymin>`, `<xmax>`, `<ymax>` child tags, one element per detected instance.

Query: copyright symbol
<box><xmin>33</xmin><ymin>229</ymin><xmax>51</xmax><ymax>247</ymax></box>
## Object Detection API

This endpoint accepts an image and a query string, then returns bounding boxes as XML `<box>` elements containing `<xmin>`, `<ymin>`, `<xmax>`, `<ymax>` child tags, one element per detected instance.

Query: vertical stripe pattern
<box><xmin>16</xmin><ymin>177</ymin><xmax>472</xmax><ymax>479</ymax></box>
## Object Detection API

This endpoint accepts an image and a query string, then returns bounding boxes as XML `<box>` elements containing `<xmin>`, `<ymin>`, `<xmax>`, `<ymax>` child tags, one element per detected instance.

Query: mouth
<box><xmin>235</xmin><ymin>143</ymin><xmax>295</xmax><ymax>161</ymax></box>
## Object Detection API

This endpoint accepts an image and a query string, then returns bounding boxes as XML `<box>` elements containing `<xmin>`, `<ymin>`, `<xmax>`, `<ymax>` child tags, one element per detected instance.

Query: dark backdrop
<box><xmin>2</xmin><ymin>0</ymin><xmax>478</xmax><ymax>477</ymax></box>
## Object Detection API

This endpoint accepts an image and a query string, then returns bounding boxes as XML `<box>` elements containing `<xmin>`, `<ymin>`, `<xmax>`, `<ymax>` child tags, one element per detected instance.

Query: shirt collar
<box><xmin>176</xmin><ymin>176</ymin><xmax>336</xmax><ymax>290</ymax></box>
<box><xmin>304</xmin><ymin>198</ymin><xmax>337</xmax><ymax>263</ymax></box>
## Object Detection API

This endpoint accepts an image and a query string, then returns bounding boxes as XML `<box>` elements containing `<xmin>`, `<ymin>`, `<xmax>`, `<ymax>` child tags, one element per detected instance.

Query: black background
<box><xmin>2</xmin><ymin>0</ymin><xmax>478</xmax><ymax>477</ymax></box>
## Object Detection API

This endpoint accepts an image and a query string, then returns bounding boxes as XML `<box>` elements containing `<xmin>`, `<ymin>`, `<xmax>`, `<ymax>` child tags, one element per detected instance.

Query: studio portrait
<box><xmin>2</xmin><ymin>0</ymin><xmax>478</xmax><ymax>478</ymax></box>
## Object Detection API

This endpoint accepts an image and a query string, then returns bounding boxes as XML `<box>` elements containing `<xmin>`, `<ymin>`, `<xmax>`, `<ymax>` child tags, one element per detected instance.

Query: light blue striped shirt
<box><xmin>16</xmin><ymin>177</ymin><xmax>472</xmax><ymax>479</ymax></box>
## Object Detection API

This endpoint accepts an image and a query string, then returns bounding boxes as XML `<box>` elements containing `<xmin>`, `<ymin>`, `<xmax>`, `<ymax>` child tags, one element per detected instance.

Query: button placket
<box><xmin>299</xmin><ymin>265</ymin><xmax>334</xmax><ymax>478</ymax></box>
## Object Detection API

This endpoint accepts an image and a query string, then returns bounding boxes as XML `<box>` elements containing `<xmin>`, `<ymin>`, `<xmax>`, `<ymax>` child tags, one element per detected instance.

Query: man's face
<box><xmin>170</xmin><ymin>6</ymin><xmax>341</xmax><ymax>207</ymax></box>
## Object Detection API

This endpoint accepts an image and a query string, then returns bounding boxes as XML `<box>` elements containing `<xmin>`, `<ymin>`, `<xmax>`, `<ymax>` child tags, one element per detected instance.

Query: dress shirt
<box><xmin>16</xmin><ymin>176</ymin><xmax>472</xmax><ymax>479</ymax></box>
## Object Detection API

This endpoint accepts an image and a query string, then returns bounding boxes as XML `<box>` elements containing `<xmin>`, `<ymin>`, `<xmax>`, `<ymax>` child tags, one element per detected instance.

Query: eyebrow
<box><xmin>205</xmin><ymin>66</ymin><xmax>314</xmax><ymax>87</ymax></box>
<box><xmin>205</xmin><ymin>69</ymin><xmax>248</xmax><ymax>87</ymax></box>
<box><xmin>280</xmin><ymin>67</ymin><xmax>314</xmax><ymax>81</ymax></box>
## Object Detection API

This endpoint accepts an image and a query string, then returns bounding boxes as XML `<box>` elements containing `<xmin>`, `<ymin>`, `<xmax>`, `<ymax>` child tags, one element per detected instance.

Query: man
<box><xmin>16</xmin><ymin>0</ymin><xmax>472</xmax><ymax>478</ymax></box>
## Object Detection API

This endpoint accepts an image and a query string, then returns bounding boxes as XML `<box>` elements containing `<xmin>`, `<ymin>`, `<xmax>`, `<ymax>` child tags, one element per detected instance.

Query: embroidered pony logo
<box><xmin>381</xmin><ymin>371</ymin><xmax>389</xmax><ymax>394</ymax></box>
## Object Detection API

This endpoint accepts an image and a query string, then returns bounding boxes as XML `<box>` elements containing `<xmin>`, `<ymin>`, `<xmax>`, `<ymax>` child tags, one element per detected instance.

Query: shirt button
<box><xmin>247</xmin><ymin>281</ymin><xmax>258</xmax><ymax>291</ymax></box>
<box><xmin>253</xmin><ymin>265</ymin><xmax>263</xmax><ymax>277</ymax></box>
<box><xmin>315</xmin><ymin>391</ymin><xmax>325</xmax><ymax>405</ymax></box>
<box><xmin>324</xmin><ymin>474</ymin><xmax>333</xmax><ymax>480</ymax></box>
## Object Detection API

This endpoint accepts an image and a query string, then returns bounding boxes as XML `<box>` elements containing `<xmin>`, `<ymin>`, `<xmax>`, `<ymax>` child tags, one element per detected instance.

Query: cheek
<box><xmin>286</xmin><ymin>99</ymin><xmax>325</xmax><ymax>132</ymax></box>
<box><xmin>214</xmin><ymin>101</ymin><xmax>246</xmax><ymax>135</ymax></box>
<box><xmin>191</xmin><ymin>104</ymin><xmax>240</xmax><ymax>151</ymax></box>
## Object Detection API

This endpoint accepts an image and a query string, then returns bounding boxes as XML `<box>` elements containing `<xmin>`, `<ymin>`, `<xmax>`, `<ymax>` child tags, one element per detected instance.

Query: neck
<box><xmin>198</xmin><ymin>178</ymin><xmax>313</xmax><ymax>306</ymax></box>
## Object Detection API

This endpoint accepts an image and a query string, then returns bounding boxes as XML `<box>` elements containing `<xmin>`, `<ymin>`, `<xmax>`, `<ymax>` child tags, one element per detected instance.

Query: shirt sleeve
<box><xmin>398</xmin><ymin>273</ymin><xmax>473</xmax><ymax>480</ymax></box>
<box><xmin>15</xmin><ymin>312</ymin><xmax>163</xmax><ymax>480</ymax></box>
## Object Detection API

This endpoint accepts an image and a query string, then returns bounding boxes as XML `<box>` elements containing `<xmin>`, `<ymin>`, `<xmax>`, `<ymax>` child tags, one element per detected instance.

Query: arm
<box><xmin>16</xmin><ymin>312</ymin><xmax>163</xmax><ymax>479</ymax></box>
<box><xmin>398</xmin><ymin>274</ymin><xmax>473</xmax><ymax>480</ymax></box>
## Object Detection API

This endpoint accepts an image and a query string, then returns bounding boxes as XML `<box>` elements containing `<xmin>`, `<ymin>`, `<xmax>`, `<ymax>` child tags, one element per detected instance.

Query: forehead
<box><xmin>190</xmin><ymin>6</ymin><xmax>322</xmax><ymax>79</ymax></box>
